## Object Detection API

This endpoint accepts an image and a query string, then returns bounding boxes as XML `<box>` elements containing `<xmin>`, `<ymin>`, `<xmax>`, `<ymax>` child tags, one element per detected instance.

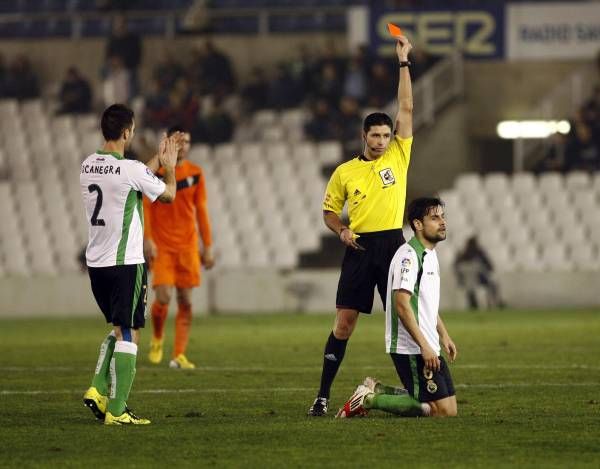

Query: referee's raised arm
<box><xmin>394</xmin><ymin>36</ymin><xmax>413</xmax><ymax>139</ymax></box>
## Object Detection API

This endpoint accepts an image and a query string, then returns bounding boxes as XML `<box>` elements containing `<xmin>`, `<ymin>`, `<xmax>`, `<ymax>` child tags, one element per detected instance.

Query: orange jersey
<box><xmin>143</xmin><ymin>160</ymin><xmax>212</xmax><ymax>251</ymax></box>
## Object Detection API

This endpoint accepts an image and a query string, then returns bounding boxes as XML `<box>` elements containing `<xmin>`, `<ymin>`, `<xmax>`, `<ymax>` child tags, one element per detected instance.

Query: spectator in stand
<box><xmin>304</xmin><ymin>98</ymin><xmax>339</xmax><ymax>142</ymax></box>
<box><xmin>167</xmin><ymin>77</ymin><xmax>200</xmax><ymax>132</ymax></box>
<box><xmin>454</xmin><ymin>236</ymin><xmax>505</xmax><ymax>310</ymax></box>
<box><xmin>315</xmin><ymin>63</ymin><xmax>343</xmax><ymax>108</ymax></box>
<box><xmin>192</xmin><ymin>40</ymin><xmax>236</xmax><ymax>96</ymax></box>
<box><xmin>4</xmin><ymin>55</ymin><xmax>39</xmax><ymax>100</ymax></box>
<box><xmin>269</xmin><ymin>63</ymin><xmax>302</xmax><ymax>110</ymax></box>
<box><xmin>105</xmin><ymin>15</ymin><xmax>142</xmax><ymax>97</ymax></box>
<box><xmin>367</xmin><ymin>61</ymin><xmax>396</xmax><ymax>108</ymax></box>
<box><xmin>57</xmin><ymin>67</ymin><xmax>92</xmax><ymax>114</ymax></box>
<box><xmin>290</xmin><ymin>44</ymin><xmax>317</xmax><ymax>98</ymax></box>
<box><xmin>534</xmin><ymin>132</ymin><xmax>566</xmax><ymax>174</ymax></box>
<box><xmin>335</xmin><ymin>96</ymin><xmax>363</xmax><ymax>157</ymax></box>
<box><xmin>152</xmin><ymin>53</ymin><xmax>185</xmax><ymax>94</ymax></box>
<box><xmin>102</xmin><ymin>56</ymin><xmax>131</xmax><ymax>107</ymax></box>
<box><xmin>0</xmin><ymin>53</ymin><xmax>6</xmax><ymax>97</ymax></box>
<box><xmin>144</xmin><ymin>78</ymin><xmax>171</xmax><ymax>129</ymax></box>
<box><xmin>241</xmin><ymin>66</ymin><xmax>269</xmax><ymax>113</ymax></box>
<box><xmin>344</xmin><ymin>57</ymin><xmax>367</xmax><ymax>104</ymax></box>
<box><xmin>194</xmin><ymin>94</ymin><xmax>234</xmax><ymax>145</ymax></box>
<box><xmin>565</xmin><ymin>120</ymin><xmax>600</xmax><ymax>172</ymax></box>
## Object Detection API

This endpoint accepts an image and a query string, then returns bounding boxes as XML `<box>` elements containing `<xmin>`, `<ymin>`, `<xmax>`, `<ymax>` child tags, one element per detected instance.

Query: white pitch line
<box><xmin>1</xmin><ymin>364</ymin><xmax>600</xmax><ymax>372</ymax></box>
<box><xmin>2</xmin><ymin>382</ymin><xmax>600</xmax><ymax>396</ymax></box>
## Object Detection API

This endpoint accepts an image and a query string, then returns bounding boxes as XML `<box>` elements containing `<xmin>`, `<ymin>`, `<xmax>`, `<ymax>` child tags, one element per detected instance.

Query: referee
<box><xmin>308</xmin><ymin>35</ymin><xmax>415</xmax><ymax>416</ymax></box>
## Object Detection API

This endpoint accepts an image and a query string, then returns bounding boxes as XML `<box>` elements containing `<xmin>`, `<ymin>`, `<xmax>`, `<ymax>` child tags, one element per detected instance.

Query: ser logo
<box><xmin>379</xmin><ymin>168</ymin><xmax>395</xmax><ymax>186</ymax></box>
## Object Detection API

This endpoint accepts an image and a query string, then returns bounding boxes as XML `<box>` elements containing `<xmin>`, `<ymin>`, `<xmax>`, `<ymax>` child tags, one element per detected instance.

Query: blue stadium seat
<box><xmin>81</xmin><ymin>18</ymin><xmax>111</xmax><ymax>37</ymax></box>
<box><xmin>269</xmin><ymin>12</ymin><xmax>345</xmax><ymax>33</ymax></box>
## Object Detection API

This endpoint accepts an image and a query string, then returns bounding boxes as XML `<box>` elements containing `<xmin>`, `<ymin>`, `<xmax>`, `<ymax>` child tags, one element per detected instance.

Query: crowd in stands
<box><xmin>536</xmin><ymin>52</ymin><xmax>600</xmax><ymax>174</ymax></box>
<box><xmin>2</xmin><ymin>15</ymin><xmax>437</xmax><ymax>155</ymax></box>
<box><xmin>536</xmin><ymin>85</ymin><xmax>600</xmax><ymax>173</ymax></box>
<box><xmin>0</xmin><ymin>54</ymin><xmax>40</xmax><ymax>101</ymax></box>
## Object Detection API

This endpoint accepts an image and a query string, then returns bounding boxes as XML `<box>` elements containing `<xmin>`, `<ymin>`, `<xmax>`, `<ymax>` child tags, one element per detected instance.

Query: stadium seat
<box><xmin>538</xmin><ymin>172</ymin><xmax>563</xmax><ymax>195</ymax></box>
<box><xmin>540</xmin><ymin>244</ymin><xmax>571</xmax><ymax>271</ymax></box>
<box><xmin>455</xmin><ymin>173</ymin><xmax>482</xmax><ymax>197</ymax></box>
<box><xmin>512</xmin><ymin>244</ymin><xmax>543</xmax><ymax>271</ymax></box>
<box><xmin>253</xmin><ymin>110</ymin><xmax>278</xmax><ymax>128</ymax></box>
<box><xmin>435</xmin><ymin>245</ymin><xmax>455</xmax><ymax>271</ymax></box>
<box><xmin>483</xmin><ymin>172</ymin><xmax>509</xmax><ymax>197</ymax></box>
<box><xmin>317</xmin><ymin>141</ymin><xmax>342</xmax><ymax>165</ymax></box>
<box><xmin>281</xmin><ymin>108</ymin><xmax>307</xmax><ymax>131</ymax></box>
<box><xmin>564</xmin><ymin>171</ymin><xmax>590</xmax><ymax>192</ymax></box>
<box><xmin>188</xmin><ymin>144</ymin><xmax>210</xmax><ymax>165</ymax></box>
<box><xmin>487</xmin><ymin>244</ymin><xmax>513</xmax><ymax>272</ymax></box>
<box><xmin>572</xmin><ymin>191</ymin><xmax>597</xmax><ymax>212</ymax></box>
<box><xmin>568</xmin><ymin>243</ymin><xmax>598</xmax><ymax>271</ymax></box>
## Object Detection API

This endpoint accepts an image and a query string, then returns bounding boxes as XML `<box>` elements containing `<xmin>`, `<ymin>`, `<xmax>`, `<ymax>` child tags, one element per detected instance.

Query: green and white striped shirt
<box><xmin>385</xmin><ymin>236</ymin><xmax>441</xmax><ymax>355</ymax></box>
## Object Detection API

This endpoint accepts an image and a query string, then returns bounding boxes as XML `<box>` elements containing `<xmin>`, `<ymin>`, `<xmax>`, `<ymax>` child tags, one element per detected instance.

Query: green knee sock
<box><xmin>107</xmin><ymin>341</ymin><xmax>138</xmax><ymax>416</ymax></box>
<box><xmin>364</xmin><ymin>393</ymin><xmax>425</xmax><ymax>417</ymax></box>
<box><xmin>374</xmin><ymin>383</ymin><xmax>408</xmax><ymax>396</ymax></box>
<box><xmin>91</xmin><ymin>332</ymin><xmax>116</xmax><ymax>395</ymax></box>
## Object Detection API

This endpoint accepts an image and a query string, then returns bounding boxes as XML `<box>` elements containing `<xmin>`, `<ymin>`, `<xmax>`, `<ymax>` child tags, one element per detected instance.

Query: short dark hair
<box><xmin>101</xmin><ymin>104</ymin><xmax>134</xmax><ymax>141</ymax></box>
<box><xmin>407</xmin><ymin>197</ymin><xmax>445</xmax><ymax>231</ymax></box>
<box><xmin>363</xmin><ymin>112</ymin><xmax>393</xmax><ymax>133</ymax></box>
<box><xmin>167</xmin><ymin>124</ymin><xmax>188</xmax><ymax>137</ymax></box>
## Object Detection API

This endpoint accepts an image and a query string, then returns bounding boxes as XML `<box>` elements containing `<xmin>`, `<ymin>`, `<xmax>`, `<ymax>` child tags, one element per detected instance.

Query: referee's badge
<box><xmin>379</xmin><ymin>168</ymin><xmax>395</xmax><ymax>186</ymax></box>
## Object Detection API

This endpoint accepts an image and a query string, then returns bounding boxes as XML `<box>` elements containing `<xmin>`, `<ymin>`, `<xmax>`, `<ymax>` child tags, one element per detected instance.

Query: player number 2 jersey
<box><xmin>80</xmin><ymin>150</ymin><xmax>166</xmax><ymax>267</ymax></box>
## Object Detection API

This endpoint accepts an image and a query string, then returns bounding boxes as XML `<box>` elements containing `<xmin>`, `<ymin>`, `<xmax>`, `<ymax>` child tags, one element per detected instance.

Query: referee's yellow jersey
<box><xmin>322</xmin><ymin>136</ymin><xmax>412</xmax><ymax>233</ymax></box>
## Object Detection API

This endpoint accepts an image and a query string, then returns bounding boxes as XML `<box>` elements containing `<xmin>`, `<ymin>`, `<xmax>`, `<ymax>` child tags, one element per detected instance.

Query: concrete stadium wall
<box><xmin>1</xmin><ymin>269</ymin><xmax>598</xmax><ymax>318</ymax></box>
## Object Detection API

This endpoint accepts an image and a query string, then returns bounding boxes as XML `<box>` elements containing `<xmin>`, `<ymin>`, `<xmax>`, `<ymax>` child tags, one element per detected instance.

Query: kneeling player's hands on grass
<box><xmin>421</xmin><ymin>344</ymin><xmax>441</xmax><ymax>372</ymax></box>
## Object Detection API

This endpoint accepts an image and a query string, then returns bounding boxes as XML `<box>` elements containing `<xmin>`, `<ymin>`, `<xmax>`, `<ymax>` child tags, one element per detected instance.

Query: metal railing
<box><xmin>512</xmin><ymin>64</ymin><xmax>595</xmax><ymax>172</ymax></box>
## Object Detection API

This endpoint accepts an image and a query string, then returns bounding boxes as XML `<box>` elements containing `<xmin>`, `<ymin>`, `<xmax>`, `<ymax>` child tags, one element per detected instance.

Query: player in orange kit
<box><xmin>143</xmin><ymin>125</ymin><xmax>214</xmax><ymax>369</ymax></box>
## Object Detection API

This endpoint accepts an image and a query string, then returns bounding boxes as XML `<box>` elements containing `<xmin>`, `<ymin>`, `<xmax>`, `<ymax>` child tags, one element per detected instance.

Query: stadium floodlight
<box><xmin>496</xmin><ymin>120</ymin><xmax>571</xmax><ymax>139</ymax></box>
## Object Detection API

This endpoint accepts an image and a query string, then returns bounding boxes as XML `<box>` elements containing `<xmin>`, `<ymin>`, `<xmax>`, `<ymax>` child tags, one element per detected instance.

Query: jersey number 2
<box><xmin>88</xmin><ymin>184</ymin><xmax>106</xmax><ymax>226</ymax></box>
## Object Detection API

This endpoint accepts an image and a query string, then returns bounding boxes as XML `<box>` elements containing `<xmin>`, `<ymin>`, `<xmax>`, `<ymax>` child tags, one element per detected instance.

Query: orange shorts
<box><xmin>151</xmin><ymin>247</ymin><xmax>201</xmax><ymax>289</ymax></box>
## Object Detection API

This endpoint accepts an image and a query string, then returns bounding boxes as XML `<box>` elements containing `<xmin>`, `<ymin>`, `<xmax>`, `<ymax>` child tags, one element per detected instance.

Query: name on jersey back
<box><xmin>81</xmin><ymin>163</ymin><xmax>121</xmax><ymax>175</ymax></box>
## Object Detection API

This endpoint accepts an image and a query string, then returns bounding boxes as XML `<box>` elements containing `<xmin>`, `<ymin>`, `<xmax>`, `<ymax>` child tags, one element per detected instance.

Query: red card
<box><xmin>387</xmin><ymin>23</ymin><xmax>403</xmax><ymax>38</ymax></box>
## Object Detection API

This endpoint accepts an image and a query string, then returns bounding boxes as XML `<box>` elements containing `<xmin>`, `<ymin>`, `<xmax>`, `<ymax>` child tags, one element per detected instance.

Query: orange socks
<box><xmin>174</xmin><ymin>303</ymin><xmax>192</xmax><ymax>357</ymax></box>
<box><xmin>151</xmin><ymin>302</ymin><xmax>169</xmax><ymax>339</ymax></box>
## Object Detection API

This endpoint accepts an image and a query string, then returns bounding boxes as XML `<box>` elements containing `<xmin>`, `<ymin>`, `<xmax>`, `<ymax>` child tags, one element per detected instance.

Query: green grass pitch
<box><xmin>1</xmin><ymin>309</ymin><xmax>599</xmax><ymax>468</ymax></box>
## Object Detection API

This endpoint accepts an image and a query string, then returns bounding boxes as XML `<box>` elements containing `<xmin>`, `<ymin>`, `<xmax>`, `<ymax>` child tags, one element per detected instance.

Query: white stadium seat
<box><xmin>564</xmin><ymin>171</ymin><xmax>590</xmax><ymax>192</ymax></box>
<box><xmin>455</xmin><ymin>173</ymin><xmax>482</xmax><ymax>197</ymax></box>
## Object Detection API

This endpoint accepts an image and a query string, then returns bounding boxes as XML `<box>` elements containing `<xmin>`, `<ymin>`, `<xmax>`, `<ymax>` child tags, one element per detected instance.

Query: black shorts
<box><xmin>336</xmin><ymin>229</ymin><xmax>405</xmax><ymax>314</ymax></box>
<box><xmin>390</xmin><ymin>353</ymin><xmax>455</xmax><ymax>403</ymax></box>
<box><xmin>88</xmin><ymin>263</ymin><xmax>148</xmax><ymax>329</ymax></box>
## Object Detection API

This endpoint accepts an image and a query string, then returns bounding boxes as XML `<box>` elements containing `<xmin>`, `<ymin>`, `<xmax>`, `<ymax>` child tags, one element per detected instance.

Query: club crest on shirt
<box><xmin>379</xmin><ymin>168</ymin><xmax>395</xmax><ymax>186</ymax></box>
<box><xmin>426</xmin><ymin>380</ymin><xmax>438</xmax><ymax>394</ymax></box>
<box><xmin>401</xmin><ymin>258</ymin><xmax>411</xmax><ymax>268</ymax></box>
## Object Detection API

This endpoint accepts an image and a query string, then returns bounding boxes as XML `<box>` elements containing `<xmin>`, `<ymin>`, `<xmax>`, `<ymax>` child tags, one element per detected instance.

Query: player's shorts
<box><xmin>336</xmin><ymin>229</ymin><xmax>405</xmax><ymax>314</ymax></box>
<box><xmin>88</xmin><ymin>263</ymin><xmax>148</xmax><ymax>329</ymax></box>
<box><xmin>151</xmin><ymin>247</ymin><xmax>200</xmax><ymax>289</ymax></box>
<box><xmin>390</xmin><ymin>353</ymin><xmax>455</xmax><ymax>403</ymax></box>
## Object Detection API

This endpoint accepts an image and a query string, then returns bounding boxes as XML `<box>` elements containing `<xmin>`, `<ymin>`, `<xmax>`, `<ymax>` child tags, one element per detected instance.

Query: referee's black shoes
<box><xmin>307</xmin><ymin>397</ymin><xmax>329</xmax><ymax>416</ymax></box>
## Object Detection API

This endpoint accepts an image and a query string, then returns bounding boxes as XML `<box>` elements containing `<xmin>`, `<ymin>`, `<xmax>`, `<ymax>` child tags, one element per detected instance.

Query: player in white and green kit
<box><xmin>81</xmin><ymin>104</ymin><xmax>180</xmax><ymax>425</ymax></box>
<box><xmin>336</xmin><ymin>197</ymin><xmax>458</xmax><ymax>418</ymax></box>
